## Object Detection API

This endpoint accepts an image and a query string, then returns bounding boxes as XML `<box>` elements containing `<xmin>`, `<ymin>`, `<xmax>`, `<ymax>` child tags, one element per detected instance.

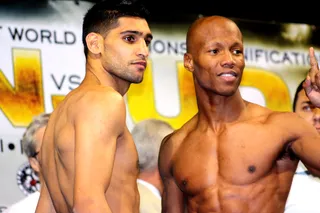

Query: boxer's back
<box><xmin>40</xmin><ymin>85</ymin><xmax>139</xmax><ymax>213</ymax></box>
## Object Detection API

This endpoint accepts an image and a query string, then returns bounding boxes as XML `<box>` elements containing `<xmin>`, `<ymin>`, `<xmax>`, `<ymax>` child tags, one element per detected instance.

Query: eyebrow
<box><xmin>301</xmin><ymin>101</ymin><xmax>312</xmax><ymax>105</ymax></box>
<box><xmin>207</xmin><ymin>41</ymin><xmax>243</xmax><ymax>49</ymax></box>
<box><xmin>120</xmin><ymin>30</ymin><xmax>153</xmax><ymax>40</ymax></box>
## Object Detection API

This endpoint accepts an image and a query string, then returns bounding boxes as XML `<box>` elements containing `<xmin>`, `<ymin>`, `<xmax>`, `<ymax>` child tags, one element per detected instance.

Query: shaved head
<box><xmin>186</xmin><ymin>16</ymin><xmax>243</xmax><ymax>54</ymax></box>
<box><xmin>183</xmin><ymin>15</ymin><xmax>245</xmax><ymax>97</ymax></box>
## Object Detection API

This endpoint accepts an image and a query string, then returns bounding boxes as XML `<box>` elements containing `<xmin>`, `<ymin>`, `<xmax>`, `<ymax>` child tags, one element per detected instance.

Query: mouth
<box><xmin>314</xmin><ymin>125</ymin><xmax>320</xmax><ymax>132</ymax></box>
<box><xmin>217</xmin><ymin>71</ymin><xmax>238</xmax><ymax>81</ymax></box>
<box><xmin>132</xmin><ymin>61</ymin><xmax>147</xmax><ymax>70</ymax></box>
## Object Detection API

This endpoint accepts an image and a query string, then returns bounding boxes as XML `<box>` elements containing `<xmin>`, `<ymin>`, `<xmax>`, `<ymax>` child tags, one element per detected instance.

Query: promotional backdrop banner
<box><xmin>0</xmin><ymin>1</ymin><xmax>319</xmax><ymax>211</ymax></box>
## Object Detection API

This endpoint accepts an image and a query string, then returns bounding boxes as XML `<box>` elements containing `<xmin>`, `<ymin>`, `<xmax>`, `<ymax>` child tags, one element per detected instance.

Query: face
<box><xmin>100</xmin><ymin>17</ymin><xmax>153</xmax><ymax>84</ymax></box>
<box><xmin>29</xmin><ymin>126</ymin><xmax>46</xmax><ymax>173</ymax></box>
<box><xmin>184</xmin><ymin>17</ymin><xmax>245</xmax><ymax>96</ymax></box>
<box><xmin>295</xmin><ymin>90</ymin><xmax>320</xmax><ymax>133</ymax></box>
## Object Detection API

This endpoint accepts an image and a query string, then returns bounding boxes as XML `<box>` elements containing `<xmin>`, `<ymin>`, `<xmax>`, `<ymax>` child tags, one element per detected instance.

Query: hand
<box><xmin>303</xmin><ymin>47</ymin><xmax>320</xmax><ymax>107</ymax></box>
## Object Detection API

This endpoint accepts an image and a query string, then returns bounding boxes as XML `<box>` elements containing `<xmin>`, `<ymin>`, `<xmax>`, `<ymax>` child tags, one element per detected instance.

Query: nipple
<box><xmin>248</xmin><ymin>165</ymin><xmax>256</xmax><ymax>173</ymax></box>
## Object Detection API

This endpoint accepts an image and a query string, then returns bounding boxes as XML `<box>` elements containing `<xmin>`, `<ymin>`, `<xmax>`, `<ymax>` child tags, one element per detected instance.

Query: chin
<box><xmin>130</xmin><ymin>76</ymin><xmax>144</xmax><ymax>84</ymax></box>
<box><xmin>219</xmin><ymin>83</ymin><xmax>240</xmax><ymax>96</ymax></box>
<box><xmin>211</xmin><ymin>85</ymin><xmax>237</xmax><ymax>96</ymax></box>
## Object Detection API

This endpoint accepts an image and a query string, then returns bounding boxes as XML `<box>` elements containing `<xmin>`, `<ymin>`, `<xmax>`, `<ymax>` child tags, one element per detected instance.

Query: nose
<box><xmin>136</xmin><ymin>40</ymin><xmax>149</xmax><ymax>59</ymax></box>
<box><xmin>313</xmin><ymin>108</ymin><xmax>320</xmax><ymax>122</ymax></box>
<box><xmin>220</xmin><ymin>51</ymin><xmax>235</xmax><ymax>68</ymax></box>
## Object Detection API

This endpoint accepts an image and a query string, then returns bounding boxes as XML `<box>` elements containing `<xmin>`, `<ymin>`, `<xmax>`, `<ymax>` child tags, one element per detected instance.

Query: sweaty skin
<box><xmin>159</xmin><ymin>16</ymin><xmax>320</xmax><ymax>213</ymax></box>
<box><xmin>36</xmin><ymin>17</ymin><xmax>152</xmax><ymax>213</ymax></box>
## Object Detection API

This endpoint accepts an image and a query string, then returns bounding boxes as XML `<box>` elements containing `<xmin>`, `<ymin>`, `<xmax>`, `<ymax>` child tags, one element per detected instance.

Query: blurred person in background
<box><xmin>4</xmin><ymin>113</ymin><xmax>51</xmax><ymax>213</ymax></box>
<box><xmin>132</xmin><ymin>119</ymin><xmax>174</xmax><ymax>213</ymax></box>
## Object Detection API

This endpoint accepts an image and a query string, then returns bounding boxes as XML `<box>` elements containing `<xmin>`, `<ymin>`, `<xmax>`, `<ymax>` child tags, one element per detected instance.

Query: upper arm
<box><xmin>287</xmin><ymin>113</ymin><xmax>320</xmax><ymax>175</ymax></box>
<box><xmin>158</xmin><ymin>134</ymin><xmax>185</xmax><ymax>213</ymax></box>
<box><xmin>73</xmin><ymin>90</ymin><xmax>126</xmax><ymax>202</ymax></box>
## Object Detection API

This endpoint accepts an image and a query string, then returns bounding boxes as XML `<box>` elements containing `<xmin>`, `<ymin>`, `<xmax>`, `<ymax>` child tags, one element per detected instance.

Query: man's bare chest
<box><xmin>171</xmin><ymin>124</ymin><xmax>291</xmax><ymax>193</ymax></box>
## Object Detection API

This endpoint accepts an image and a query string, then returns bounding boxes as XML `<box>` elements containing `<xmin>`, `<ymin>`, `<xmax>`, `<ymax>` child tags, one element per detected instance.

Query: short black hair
<box><xmin>292</xmin><ymin>79</ymin><xmax>305</xmax><ymax>112</ymax></box>
<box><xmin>82</xmin><ymin>0</ymin><xmax>150</xmax><ymax>57</ymax></box>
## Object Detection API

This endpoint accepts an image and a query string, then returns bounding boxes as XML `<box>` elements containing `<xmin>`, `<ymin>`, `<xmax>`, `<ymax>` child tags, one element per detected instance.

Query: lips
<box><xmin>218</xmin><ymin>71</ymin><xmax>237</xmax><ymax>77</ymax></box>
<box><xmin>217</xmin><ymin>71</ymin><xmax>238</xmax><ymax>82</ymax></box>
<box><xmin>314</xmin><ymin>125</ymin><xmax>320</xmax><ymax>132</ymax></box>
<box><xmin>132</xmin><ymin>61</ymin><xmax>147</xmax><ymax>69</ymax></box>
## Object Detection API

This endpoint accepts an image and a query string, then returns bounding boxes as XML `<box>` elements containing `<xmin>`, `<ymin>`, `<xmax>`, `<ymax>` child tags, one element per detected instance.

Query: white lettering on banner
<box><xmin>8</xmin><ymin>26</ymin><xmax>76</xmax><ymax>45</ymax></box>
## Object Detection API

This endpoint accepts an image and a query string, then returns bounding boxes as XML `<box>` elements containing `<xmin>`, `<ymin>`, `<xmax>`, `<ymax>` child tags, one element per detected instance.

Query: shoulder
<box><xmin>158</xmin><ymin>117</ymin><xmax>196</xmax><ymax>172</ymax></box>
<box><xmin>244</xmin><ymin>102</ymin><xmax>315</xmax><ymax>135</ymax></box>
<box><xmin>78</xmin><ymin>85</ymin><xmax>124</xmax><ymax>105</ymax></box>
<box><xmin>266</xmin><ymin>111</ymin><xmax>309</xmax><ymax>127</ymax></box>
<box><xmin>159</xmin><ymin>124</ymin><xmax>189</xmax><ymax>156</ymax></box>
<box><xmin>158</xmin><ymin>130</ymin><xmax>182</xmax><ymax>174</ymax></box>
<box><xmin>263</xmin><ymin>111</ymin><xmax>319</xmax><ymax>141</ymax></box>
<box><xmin>246</xmin><ymin>102</ymin><xmax>301</xmax><ymax>124</ymax></box>
<box><xmin>73</xmin><ymin>86</ymin><xmax>126</xmax><ymax>118</ymax></box>
<box><xmin>160</xmin><ymin>114</ymin><xmax>198</xmax><ymax>152</ymax></box>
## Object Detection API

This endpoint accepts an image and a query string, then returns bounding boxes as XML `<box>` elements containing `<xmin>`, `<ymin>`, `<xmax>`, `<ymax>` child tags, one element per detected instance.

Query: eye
<box><xmin>233</xmin><ymin>49</ymin><xmax>242</xmax><ymax>55</ymax></box>
<box><xmin>302</xmin><ymin>105</ymin><xmax>312</xmax><ymax>112</ymax></box>
<box><xmin>124</xmin><ymin>35</ymin><xmax>136</xmax><ymax>43</ymax></box>
<box><xmin>209</xmin><ymin>49</ymin><xmax>218</xmax><ymax>54</ymax></box>
<box><xmin>145</xmin><ymin>39</ymin><xmax>151</xmax><ymax>47</ymax></box>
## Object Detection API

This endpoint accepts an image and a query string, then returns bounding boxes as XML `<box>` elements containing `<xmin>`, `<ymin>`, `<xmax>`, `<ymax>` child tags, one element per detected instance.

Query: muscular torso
<box><xmin>40</xmin><ymin>87</ymin><xmax>139</xmax><ymax>213</ymax></box>
<box><xmin>170</xmin><ymin>109</ymin><xmax>299</xmax><ymax>213</ymax></box>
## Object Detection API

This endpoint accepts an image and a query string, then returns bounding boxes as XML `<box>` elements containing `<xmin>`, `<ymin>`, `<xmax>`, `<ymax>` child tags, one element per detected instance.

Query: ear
<box><xmin>29</xmin><ymin>157</ymin><xmax>40</xmax><ymax>173</ymax></box>
<box><xmin>184</xmin><ymin>53</ymin><xmax>194</xmax><ymax>72</ymax></box>
<box><xmin>85</xmin><ymin>32</ymin><xmax>103</xmax><ymax>55</ymax></box>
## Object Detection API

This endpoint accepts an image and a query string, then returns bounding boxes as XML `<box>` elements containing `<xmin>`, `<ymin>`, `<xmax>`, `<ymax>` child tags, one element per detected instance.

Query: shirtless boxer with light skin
<box><xmin>158</xmin><ymin>15</ymin><xmax>320</xmax><ymax>213</ymax></box>
<box><xmin>35</xmin><ymin>1</ymin><xmax>153</xmax><ymax>213</ymax></box>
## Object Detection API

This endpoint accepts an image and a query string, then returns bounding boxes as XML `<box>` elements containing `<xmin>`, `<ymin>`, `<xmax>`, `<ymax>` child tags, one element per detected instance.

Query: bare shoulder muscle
<box><xmin>265</xmin><ymin>111</ymin><xmax>319</xmax><ymax>152</ymax></box>
<box><xmin>159</xmin><ymin>127</ymin><xmax>187</xmax><ymax>177</ymax></box>
<box><xmin>268</xmin><ymin>111</ymin><xmax>317</xmax><ymax>137</ymax></box>
<box><xmin>73</xmin><ymin>86</ymin><xmax>126</xmax><ymax>135</ymax></box>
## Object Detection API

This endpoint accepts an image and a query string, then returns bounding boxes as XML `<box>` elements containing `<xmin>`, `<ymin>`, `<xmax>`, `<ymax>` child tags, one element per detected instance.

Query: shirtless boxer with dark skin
<box><xmin>159</xmin><ymin>16</ymin><xmax>320</xmax><ymax>213</ymax></box>
<box><xmin>35</xmin><ymin>1</ymin><xmax>153</xmax><ymax>213</ymax></box>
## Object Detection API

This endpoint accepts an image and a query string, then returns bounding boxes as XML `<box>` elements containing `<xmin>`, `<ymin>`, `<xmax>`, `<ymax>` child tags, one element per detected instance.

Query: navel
<box><xmin>248</xmin><ymin>165</ymin><xmax>256</xmax><ymax>173</ymax></box>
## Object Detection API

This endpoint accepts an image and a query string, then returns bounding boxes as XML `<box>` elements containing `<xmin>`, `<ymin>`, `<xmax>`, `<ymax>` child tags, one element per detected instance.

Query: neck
<box><xmin>194</xmin><ymin>81</ymin><xmax>247</xmax><ymax>126</ymax></box>
<box><xmin>81</xmin><ymin>57</ymin><xmax>131</xmax><ymax>96</ymax></box>
<box><xmin>138</xmin><ymin>169</ymin><xmax>163</xmax><ymax>195</ymax></box>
